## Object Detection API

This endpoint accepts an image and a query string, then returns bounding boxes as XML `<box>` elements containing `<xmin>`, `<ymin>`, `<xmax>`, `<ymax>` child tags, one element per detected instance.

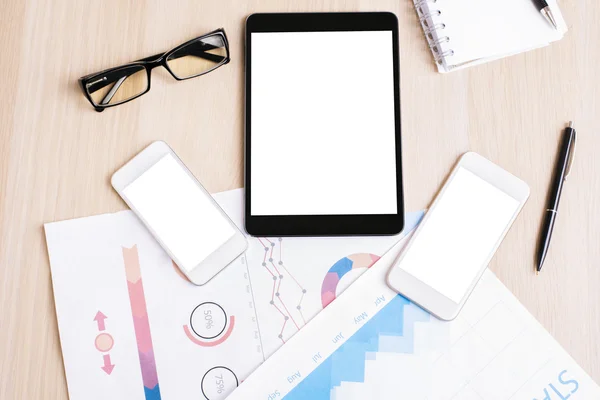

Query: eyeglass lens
<box><xmin>166</xmin><ymin>34</ymin><xmax>228</xmax><ymax>79</ymax></box>
<box><xmin>86</xmin><ymin>65</ymin><xmax>148</xmax><ymax>107</ymax></box>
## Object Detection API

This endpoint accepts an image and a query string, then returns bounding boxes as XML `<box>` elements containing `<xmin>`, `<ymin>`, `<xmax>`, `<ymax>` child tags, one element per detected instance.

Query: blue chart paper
<box><xmin>286</xmin><ymin>296</ymin><xmax>430</xmax><ymax>400</ymax></box>
<box><xmin>228</xmin><ymin>229</ymin><xmax>600</xmax><ymax>400</ymax></box>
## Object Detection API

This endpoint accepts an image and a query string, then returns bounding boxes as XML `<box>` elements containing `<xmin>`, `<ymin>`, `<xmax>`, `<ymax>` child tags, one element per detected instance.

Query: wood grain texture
<box><xmin>0</xmin><ymin>0</ymin><xmax>598</xmax><ymax>398</ymax></box>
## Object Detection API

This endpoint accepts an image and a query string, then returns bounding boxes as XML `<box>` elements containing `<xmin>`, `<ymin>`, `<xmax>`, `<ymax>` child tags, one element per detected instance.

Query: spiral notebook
<box><xmin>415</xmin><ymin>0</ymin><xmax>568</xmax><ymax>73</ymax></box>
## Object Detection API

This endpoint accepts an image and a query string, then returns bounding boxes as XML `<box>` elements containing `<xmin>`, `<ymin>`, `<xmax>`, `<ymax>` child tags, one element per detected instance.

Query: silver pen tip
<box><xmin>542</xmin><ymin>7</ymin><xmax>559</xmax><ymax>30</ymax></box>
<box><xmin>569</xmin><ymin>121</ymin><xmax>573</xmax><ymax>128</ymax></box>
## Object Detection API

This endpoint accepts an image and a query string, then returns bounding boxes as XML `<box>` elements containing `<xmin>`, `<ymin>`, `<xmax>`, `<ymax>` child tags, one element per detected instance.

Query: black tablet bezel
<box><xmin>245</xmin><ymin>12</ymin><xmax>404</xmax><ymax>236</ymax></box>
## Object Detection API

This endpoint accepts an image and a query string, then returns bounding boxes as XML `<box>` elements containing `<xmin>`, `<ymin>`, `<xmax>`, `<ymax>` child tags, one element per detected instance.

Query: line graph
<box><xmin>246</xmin><ymin>211</ymin><xmax>426</xmax><ymax>359</ymax></box>
<box><xmin>256</xmin><ymin>238</ymin><xmax>307</xmax><ymax>344</ymax></box>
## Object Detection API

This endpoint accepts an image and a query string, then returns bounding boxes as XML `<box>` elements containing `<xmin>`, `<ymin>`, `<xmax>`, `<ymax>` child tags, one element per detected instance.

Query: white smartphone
<box><xmin>387</xmin><ymin>152</ymin><xmax>530</xmax><ymax>320</ymax></box>
<box><xmin>111</xmin><ymin>141</ymin><xmax>247</xmax><ymax>286</ymax></box>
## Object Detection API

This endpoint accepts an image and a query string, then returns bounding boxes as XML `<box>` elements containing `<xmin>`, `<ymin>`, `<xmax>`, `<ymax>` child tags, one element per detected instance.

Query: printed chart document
<box><xmin>44</xmin><ymin>189</ymin><xmax>422</xmax><ymax>400</ymax></box>
<box><xmin>227</xmin><ymin>234</ymin><xmax>600</xmax><ymax>399</ymax></box>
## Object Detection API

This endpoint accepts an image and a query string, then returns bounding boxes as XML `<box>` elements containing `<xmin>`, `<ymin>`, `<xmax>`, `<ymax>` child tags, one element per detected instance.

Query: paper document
<box><xmin>227</xmin><ymin>229</ymin><xmax>600</xmax><ymax>400</ymax></box>
<box><xmin>44</xmin><ymin>189</ymin><xmax>421</xmax><ymax>400</ymax></box>
<box><xmin>46</xmin><ymin>188</ymin><xmax>599</xmax><ymax>400</ymax></box>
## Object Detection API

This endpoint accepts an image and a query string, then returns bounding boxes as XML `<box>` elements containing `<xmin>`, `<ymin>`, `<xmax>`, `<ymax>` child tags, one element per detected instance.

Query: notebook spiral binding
<box><xmin>413</xmin><ymin>0</ymin><xmax>454</xmax><ymax>65</ymax></box>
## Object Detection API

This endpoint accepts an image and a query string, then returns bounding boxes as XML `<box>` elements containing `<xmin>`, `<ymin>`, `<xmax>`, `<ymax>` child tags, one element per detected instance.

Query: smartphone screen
<box><xmin>397</xmin><ymin>167</ymin><xmax>521</xmax><ymax>303</ymax></box>
<box><xmin>122</xmin><ymin>153</ymin><xmax>235</xmax><ymax>272</ymax></box>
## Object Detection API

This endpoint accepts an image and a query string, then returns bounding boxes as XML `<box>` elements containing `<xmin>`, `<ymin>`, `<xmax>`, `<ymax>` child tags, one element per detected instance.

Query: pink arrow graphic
<box><xmin>101</xmin><ymin>354</ymin><xmax>115</xmax><ymax>375</ymax></box>
<box><xmin>94</xmin><ymin>311</ymin><xmax>107</xmax><ymax>331</ymax></box>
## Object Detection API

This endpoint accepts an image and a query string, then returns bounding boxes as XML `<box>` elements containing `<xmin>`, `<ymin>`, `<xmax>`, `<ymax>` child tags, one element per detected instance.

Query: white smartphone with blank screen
<box><xmin>387</xmin><ymin>152</ymin><xmax>530</xmax><ymax>320</ymax></box>
<box><xmin>111</xmin><ymin>141</ymin><xmax>247</xmax><ymax>286</ymax></box>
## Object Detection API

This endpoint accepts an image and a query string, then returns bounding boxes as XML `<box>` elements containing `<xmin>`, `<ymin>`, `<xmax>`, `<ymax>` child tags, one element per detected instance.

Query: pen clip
<box><xmin>565</xmin><ymin>127</ymin><xmax>577</xmax><ymax>179</ymax></box>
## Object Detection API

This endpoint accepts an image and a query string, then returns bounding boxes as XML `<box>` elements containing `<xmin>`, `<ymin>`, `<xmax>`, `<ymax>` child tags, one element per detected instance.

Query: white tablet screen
<box><xmin>250</xmin><ymin>31</ymin><xmax>397</xmax><ymax>216</ymax></box>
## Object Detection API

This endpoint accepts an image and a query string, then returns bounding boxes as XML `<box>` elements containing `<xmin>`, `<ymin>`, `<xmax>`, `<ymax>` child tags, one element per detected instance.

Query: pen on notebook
<box><xmin>533</xmin><ymin>0</ymin><xmax>559</xmax><ymax>30</ymax></box>
<box><xmin>536</xmin><ymin>121</ymin><xmax>577</xmax><ymax>274</ymax></box>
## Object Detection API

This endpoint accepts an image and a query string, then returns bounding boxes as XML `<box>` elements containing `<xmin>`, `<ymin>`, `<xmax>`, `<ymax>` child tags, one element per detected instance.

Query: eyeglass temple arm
<box><xmin>138</xmin><ymin>43</ymin><xmax>226</xmax><ymax>64</ymax></box>
<box><xmin>172</xmin><ymin>42</ymin><xmax>226</xmax><ymax>63</ymax></box>
<box><xmin>86</xmin><ymin>69</ymin><xmax>137</xmax><ymax>99</ymax></box>
<box><xmin>100</xmin><ymin>76</ymin><xmax>126</xmax><ymax>105</ymax></box>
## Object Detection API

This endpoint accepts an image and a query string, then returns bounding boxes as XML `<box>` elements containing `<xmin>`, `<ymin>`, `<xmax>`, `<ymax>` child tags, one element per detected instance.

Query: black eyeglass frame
<box><xmin>78</xmin><ymin>28</ymin><xmax>230</xmax><ymax>112</ymax></box>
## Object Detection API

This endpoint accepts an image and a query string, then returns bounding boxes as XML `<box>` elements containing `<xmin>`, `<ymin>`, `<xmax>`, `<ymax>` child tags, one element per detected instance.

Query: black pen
<box><xmin>536</xmin><ymin>121</ymin><xmax>577</xmax><ymax>274</ymax></box>
<box><xmin>533</xmin><ymin>0</ymin><xmax>559</xmax><ymax>30</ymax></box>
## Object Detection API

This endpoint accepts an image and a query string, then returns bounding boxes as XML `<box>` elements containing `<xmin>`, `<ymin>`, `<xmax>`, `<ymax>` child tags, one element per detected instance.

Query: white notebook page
<box><xmin>427</xmin><ymin>0</ymin><xmax>567</xmax><ymax>68</ymax></box>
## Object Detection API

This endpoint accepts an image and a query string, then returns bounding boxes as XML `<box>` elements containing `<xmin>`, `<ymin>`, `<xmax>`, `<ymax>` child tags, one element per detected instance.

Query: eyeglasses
<box><xmin>79</xmin><ymin>29</ymin><xmax>230</xmax><ymax>112</ymax></box>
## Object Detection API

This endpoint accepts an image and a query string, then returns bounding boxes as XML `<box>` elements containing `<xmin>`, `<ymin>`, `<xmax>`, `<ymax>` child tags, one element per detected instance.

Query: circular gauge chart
<box><xmin>320</xmin><ymin>253</ymin><xmax>380</xmax><ymax>308</ymax></box>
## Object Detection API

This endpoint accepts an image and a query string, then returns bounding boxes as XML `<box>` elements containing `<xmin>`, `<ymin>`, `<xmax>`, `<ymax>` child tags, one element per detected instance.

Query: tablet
<box><xmin>245</xmin><ymin>12</ymin><xmax>403</xmax><ymax>236</ymax></box>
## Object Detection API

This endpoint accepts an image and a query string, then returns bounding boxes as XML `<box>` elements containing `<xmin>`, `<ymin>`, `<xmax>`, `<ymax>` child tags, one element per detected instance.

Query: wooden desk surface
<box><xmin>1</xmin><ymin>0</ymin><xmax>598</xmax><ymax>398</ymax></box>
